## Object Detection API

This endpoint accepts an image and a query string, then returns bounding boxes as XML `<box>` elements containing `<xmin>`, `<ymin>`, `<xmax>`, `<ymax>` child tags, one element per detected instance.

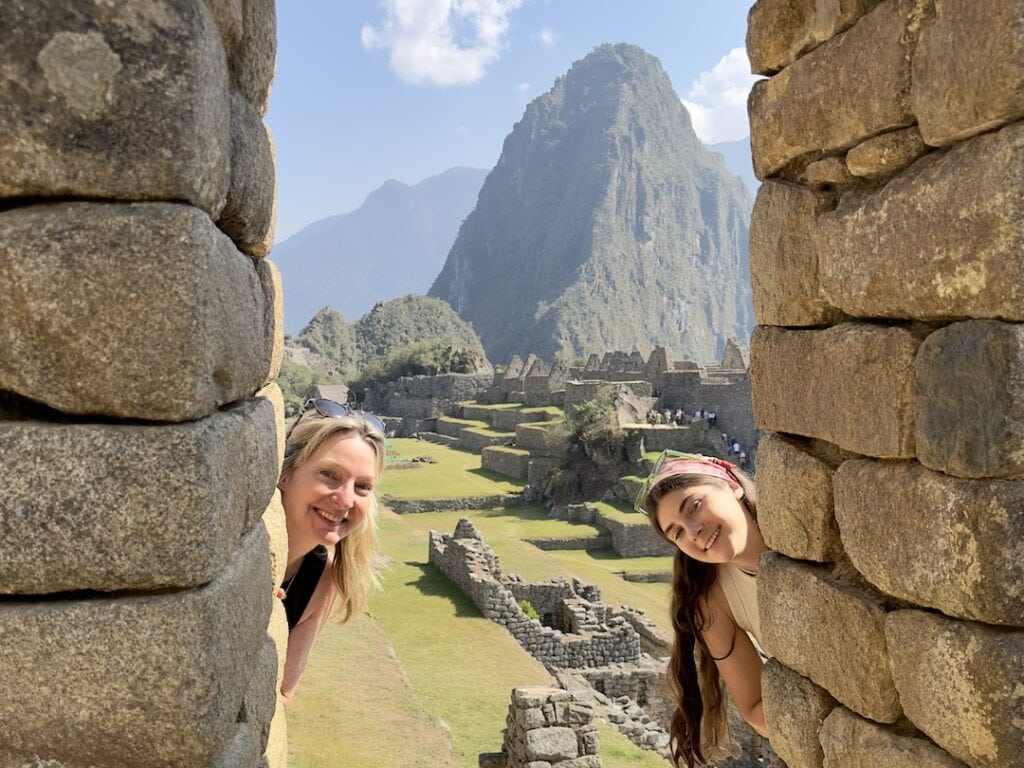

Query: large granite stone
<box><xmin>886</xmin><ymin>610</ymin><xmax>1024</xmax><ymax>768</ymax></box>
<box><xmin>218</xmin><ymin>88</ymin><xmax>276</xmax><ymax>256</ymax></box>
<box><xmin>0</xmin><ymin>398</ymin><xmax>277</xmax><ymax>593</ymax></box>
<box><xmin>915</xmin><ymin>320</ymin><xmax>1024</xmax><ymax>479</ymax></box>
<box><xmin>834</xmin><ymin>460</ymin><xmax>1024</xmax><ymax>626</ymax></box>
<box><xmin>0</xmin><ymin>202</ymin><xmax>275</xmax><ymax>421</ymax></box>
<box><xmin>258</xmin><ymin>257</ymin><xmax>285</xmax><ymax>383</ymax></box>
<box><xmin>845</xmin><ymin>126</ymin><xmax>927</xmax><ymax>180</ymax></box>
<box><xmin>749</xmin><ymin>0</ymin><xmax>914</xmax><ymax>178</ymax></box>
<box><xmin>0</xmin><ymin>527</ymin><xmax>272</xmax><ymax>767</ymax></box>
<box><xmin>762</xmin><ymin>659</ymin><xmax>837</xmax><ymax>768</ymax></box>
<box><xmin>230</xmin><ymin>0</ymin><xmax>276</xmax><ymax>114</ymax></box>
<box><xmin>746</xmin><ymin>0</ymin><xmax>885</xmax><ymax>74</ymax></box>
<box><xmin>818</xmin><ymin>122</ymin><xmax>1024</xmax><ymax>321</ymax></box>
<box><xmin>214</xmin><ymin>724</ymin><xmax>262</xmax><ymax>768</ymax></box>
<box><xmin>750</xmin><ymin>324</ymin><xmax>919</xmax><ymax>458</ymax></box>
<box><xmin>749</xmin><ymin>181</ymin><xmax>841</xmax><ymax>326</ymax></box>
<box><xmin>912</xmin><ymin>0</ymin><xmax>1024</xmax><ymax>147</ymax></box>
<box><xmin>0</xmin><ymin>0</ymin><xmax>229</xmax><ymax>217</ymax></box>
<box><xmin>820</xmin><ymin>707</ymin><xmax>969</xmax><ymax>768</ymax></box>
<box><xmin>240</xmin><ymin>636</ymin><xmax>279</xmax><ymax>753</ymax></box>
<box><xmin>525</xmin><ymin>727</ymin><xmax>579</xmax><ymax>761</ymax></box>
<box><xmin>203</xmin><ymin>0</ymin><xmax>244</xmax><ymax>56</ymax></box>
<box><xmin>756</xmin><ymin>434</ymin><xmax>843</xmax><ymax>562</ymax></box>
<box><xmin>759</xmin><ymin>553</ymin><xmax>901</xmax><ymax>723</ymax></box>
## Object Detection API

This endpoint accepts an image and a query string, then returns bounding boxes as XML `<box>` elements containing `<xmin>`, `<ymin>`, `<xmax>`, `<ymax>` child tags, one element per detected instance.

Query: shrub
<box><xmin>518</xmin><ymin>599</ymin><xmax>539</xmax><ymax>621</ymax></box>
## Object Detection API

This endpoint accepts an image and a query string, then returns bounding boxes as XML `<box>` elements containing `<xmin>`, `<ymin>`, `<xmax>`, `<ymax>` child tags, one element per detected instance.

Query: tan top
<box><xmin>717</xmin><ymin>563</ymin><xmax>763</xmax><ymax>648</ymax></box>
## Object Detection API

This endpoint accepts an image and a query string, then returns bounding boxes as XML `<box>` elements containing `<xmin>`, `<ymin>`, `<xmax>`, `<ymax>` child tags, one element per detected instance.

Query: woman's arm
<box><xmin>700</xmin><ymin>582</ymin><xmax>768</xmax><ymax>737</ymax></box>
<box><xmin>280</xmin><ymin>566</ymin><xmax>337</xmax><ymax>705</ymax></box>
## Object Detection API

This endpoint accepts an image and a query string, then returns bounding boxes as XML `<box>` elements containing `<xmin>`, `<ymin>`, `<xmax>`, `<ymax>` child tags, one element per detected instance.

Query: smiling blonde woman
<box><xmin>275</xmin><ymin>399</ymin><xmax>386</xmax><ymax>704</ymax></box>
<box><xmin>636</xmin><ymin>451</ymin><xmax>769</xmax><ymax>767</ymax></box>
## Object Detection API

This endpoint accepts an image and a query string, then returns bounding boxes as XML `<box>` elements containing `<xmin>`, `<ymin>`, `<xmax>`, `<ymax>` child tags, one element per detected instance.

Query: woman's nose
<box><xmin>331</xmin><ymin>483</ymin><xmax>355</xmax><ymax>508</ymax></box>
<box><xmin>681</xmin><ymin>518</ymin><xmax>703</xmax><ymax>540</ymax></box>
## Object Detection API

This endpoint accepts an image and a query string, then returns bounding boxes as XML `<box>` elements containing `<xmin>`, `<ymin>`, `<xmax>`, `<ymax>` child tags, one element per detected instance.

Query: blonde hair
<box><xmin>281</xmin><ymin>415</ymin><xmax>386</xmax><ymax>624</ymax></box>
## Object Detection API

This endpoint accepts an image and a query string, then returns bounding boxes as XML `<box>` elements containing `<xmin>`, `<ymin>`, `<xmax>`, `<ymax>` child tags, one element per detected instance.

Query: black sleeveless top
<box><xmin>282</xmin><ymin>546</ymin><xmax>328</xmax><ymax>630</ymax></box>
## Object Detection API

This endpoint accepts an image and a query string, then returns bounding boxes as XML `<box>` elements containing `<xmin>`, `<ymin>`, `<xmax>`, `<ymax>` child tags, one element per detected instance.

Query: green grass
<box><xmin>591</xmin><ymin>500</ymin><xmax>647</xmax><ymax>525</ymax></box>
<box><xmin>437</xmin><ymin>416</ymin><xmax>489</xmax><ymax>428</ymax></box>
<box><xmin>485</xmin><ymin>446</ymin><xmax>531</xmax><ymax>457</ymax></box>
<box><xmin>379</xmin><ymin>438</ymin><xmax>523</xmax><ymax>498</ymax></box>
<box><xmin>287</xmin><ymin>434</ymin><xmax>675</xmax><ymax>767</ymax></box>
<box><xmin>456</xmin><ymin>400</ymin><xmax>522</xmax><ymax>410</ymax></box>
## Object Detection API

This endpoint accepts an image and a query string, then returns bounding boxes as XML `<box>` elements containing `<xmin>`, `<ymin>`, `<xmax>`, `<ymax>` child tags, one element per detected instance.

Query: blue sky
<box><xmin>266</xmin><ymin>1</ymin><xmax>757</xmax><ymax>242</ymax></box>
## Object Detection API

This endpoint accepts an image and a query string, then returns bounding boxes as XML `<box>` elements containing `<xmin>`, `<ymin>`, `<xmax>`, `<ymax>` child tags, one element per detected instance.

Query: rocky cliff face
<box><xmin>429</xmin><ymin>43</ymin><xmax>754</xmax><ymax>364</ymax></box>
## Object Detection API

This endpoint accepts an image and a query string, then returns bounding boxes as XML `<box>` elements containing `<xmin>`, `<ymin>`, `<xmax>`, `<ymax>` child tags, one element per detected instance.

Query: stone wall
<box><xmin>480</xmin><ymin>687</ymin><xmax>603</xmax><ymax>768</ymax></box>
<box><xmin>429</xmin><ymin>520</ymin><xmax>642</xmax><ymax>671</ymax></box>
<box><xmin>747</xmin><ymin>3</ymin><xmax>1024</xmax><ymax>767</ymax></box>
<box><xmin>364</xmin><ymin>372</ymin><xmax>493</xmax><ymax>419</ymax></box>
<box><xmin>0</xmin><ymin>1</ymin><xmax>286</xmax><ymax>765</ymax></box>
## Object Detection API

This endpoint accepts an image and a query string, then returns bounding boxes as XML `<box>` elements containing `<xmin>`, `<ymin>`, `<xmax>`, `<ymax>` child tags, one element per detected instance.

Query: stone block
<box><xmin>257</xmin><ymin>381</ymin><xmax>286</xmax><ymax>468</ymax></box>
<box><xmin>214</xmin><ymin>723</ymin><xmax>262</xmax><ymax>768</ymax></box>
<box><xmin>262</xmin><ymin>491</ymin><xmax>289</xmax><ymax>590</ymax></box>
<box><xmin>749</xmin><ymin>0</ymin><xmax>914</xmax><ymax>178</ymax></box>
<box><xmin>525</xmin><ymin>728</ymin><xmax>579</xmax><ymax>762</ymax></box>
<box><xmin>912</xmin><ymin>0</ymin><xmax>1024</xmax><ymax>147</ymax></box>
<box><xmin>746</xmin><ymin>0</ymin><xmax>885</xmax><ymax>74</ymax></box>
<box><xmin>204</xmin><ymin>0</ymin><xmax>244</xmax><ymax>56</ymax></box>
<box><xmin>230</xmin><ymin>0</ymin><xmax>276</xmax><ymax>114</ymax></box>
<box><xmin>802</xmin><ymin>156</ymin><xmax>855</xmax><ymax>188</ymax></box>
<box><xmin>762</xmin><ymin>659</ymin><xmax>837</xmax><ymax>768</ymax></box>
<box><xmin>846</xmin><ymin>126</ymin><xmax>927</xmax><ymax>180</ymax></box>
<box><xmin>258</xmin><ymin>257</ymin><xmax>285</xmax><ymax>384</ymax></box>
<box><xmin>0</xmin><ymin>526</ymin><xmax>272</xmax><ymax>767</ymax></box>
<box><xmin>820</xmin><ymin>707</ymin><xmax>968</xmax><ymax>768</ymax></box>
<box><xmin>756</xmin><ymin>434</ymin><xmax>843</xmax><ymax>562</ymax></box>
<box><xmin>0</xmin><ymin>398</ymin><xmax>277</xmax><ymax>594</ymax></box>
<box><xmin>759</xmin><ymin>553</ymin><xmax>901</xmax><ymax>722</ymax></box>
<box><xmin>915</xmin><ymin>320</ymin><xmax>1024</xmax><ymax>479</ymax></box>
<box><xmin>749</xmin><ymin>181</ymin><xmax>841</xmax><ymax>326</ymax></box>
<box><xmin>886</xmin><ymin>610</ymin><xmax>1024</xmax><ymax>768</ymax></box>
<box><xmin>218</xmin><ymin>89</ymin><xmax>276</xmax><ymax>255</ymax></box>
<box><xmin>0</xmin><ymin>202</ymin><xmax>274</xmax><ymax>422</ymax></box>
<box><xmin>835</xmin><ymin>460</ymin><xmax>1024</xmax><ymax>625</ymax></box>
<box><xmin>0</xmin><ymin>0</ymin><xmax>229</xmax><ymax>217</ymax></box>
<box><xmin>819</xmin><ymin>122</ymin><xmax>1024</xmax><ymax>321</ymax></box>
<box><xmin>240</xmin><ymin>636</ymin><xmax>278</xmax><ymax>753</ymax></box>
<box><xmin>750</xmin><ymin>324</ymin><xmax>918</xmax><ymax>457</ymax></box>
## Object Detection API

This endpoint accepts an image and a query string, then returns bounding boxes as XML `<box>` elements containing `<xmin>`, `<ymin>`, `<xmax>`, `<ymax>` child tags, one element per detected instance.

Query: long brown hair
<box><xmin>643</xmin><ymin>470</ymin><xmax>758</xmax><ymax>767</ymax></box>
<box><xmin>280</xmin><ymin>415</ymin><xmax>386</xmax><ymax>623</ymax></box>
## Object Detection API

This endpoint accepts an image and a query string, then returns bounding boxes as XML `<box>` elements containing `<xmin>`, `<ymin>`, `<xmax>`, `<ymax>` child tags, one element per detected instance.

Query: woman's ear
<box><xmin>732</xmin><ymin>484</ymin><xmax>744</xmax><ymax>499</ymax></box>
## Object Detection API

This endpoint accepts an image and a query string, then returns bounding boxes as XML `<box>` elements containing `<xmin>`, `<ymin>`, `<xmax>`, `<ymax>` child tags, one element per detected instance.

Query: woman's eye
<box><xmin>356</xmin><ymin>483</ymin><xmax>374</xmax><ymax>495</ymax></box>
<box><xmin>688</xmin><ymin>498</ymin><xmax>701</xmax><ymax>515</ymax></box>
<box><xmin>319</xmin><ymin>469</ymin><xmax>337</xmax><ymax>481</ymax></box>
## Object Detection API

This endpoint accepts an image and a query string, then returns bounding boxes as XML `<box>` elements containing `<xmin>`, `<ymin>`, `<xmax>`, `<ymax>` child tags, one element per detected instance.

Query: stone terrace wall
<box><xmin>429</xmin><ymin>520</ymin><xmax>642</xmax><ymax>670</ymax></box>
<box><xmin>0</xmin><ymin>2</ymin><xmax>286</xmax><ymax>765</ymax></box>
<box><xmin>747</xmin><ymin>3</ymin><xmax>1024</xmax><ymax>767</ymax></box>
<box><xmin>364</xmin><ymin>372</ymin><xmax>493</xmax><ymax>420</ymax></box>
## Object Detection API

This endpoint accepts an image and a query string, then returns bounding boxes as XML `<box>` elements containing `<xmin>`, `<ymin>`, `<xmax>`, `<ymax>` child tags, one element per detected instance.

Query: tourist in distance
<box><xmin>636</xmin><ymin>451</ymin><xmax>769</xmax><ymax>767</ymax></box>
<box><xmin>275</xmin><ymin>398</ymin><xmax>387</xmax><ymax>703</ymax></box>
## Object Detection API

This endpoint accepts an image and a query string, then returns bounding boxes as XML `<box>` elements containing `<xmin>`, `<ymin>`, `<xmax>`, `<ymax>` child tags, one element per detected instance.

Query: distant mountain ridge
<box><xmin>429</xmin><ymin>43</ymin><xmax>755</xmax><ymax>364</ymax></box>
<box><xmin>708</xmin><ymin>138</ymin><xmax>758</xmax><ymax>196</ymax></box>
<box><xmin>275</xmin><ymin>167</ymin><xmax>488</xmax><ymax>334</ymax></box>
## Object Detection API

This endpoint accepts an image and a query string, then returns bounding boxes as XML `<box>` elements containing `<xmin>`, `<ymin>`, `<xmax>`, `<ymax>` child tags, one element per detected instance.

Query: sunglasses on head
<box><xmin>633</xmin><ymin>450</ymin><xmax>736</xmax><ymax>515</ymax></box>
<box><xmin>292</xmin><ymin>398</ymin><xmax>387</xmax><ymax>436</ymax></box>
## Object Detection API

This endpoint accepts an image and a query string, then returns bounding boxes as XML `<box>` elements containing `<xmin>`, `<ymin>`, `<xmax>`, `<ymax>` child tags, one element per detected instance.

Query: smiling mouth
<box><xmin>703</xmin><ymin>527</ymin><xmax>720</xmax><ymax>551</ymax></box>
<box><xmin>315</xmin><ymin>507</ymin><xmax>347</xmax><ymax>524</ymax></box>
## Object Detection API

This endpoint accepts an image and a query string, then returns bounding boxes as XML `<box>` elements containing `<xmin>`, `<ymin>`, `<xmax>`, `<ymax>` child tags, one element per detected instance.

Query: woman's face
<box><xmin>278</xmin><ymin>432</ymin><xmax>379</xmax><ymax>549</ymax></box>
<box><xmin>654</xmin><ymin>480</ymin><xmax>752</xmax><ymax>565</ymax></box>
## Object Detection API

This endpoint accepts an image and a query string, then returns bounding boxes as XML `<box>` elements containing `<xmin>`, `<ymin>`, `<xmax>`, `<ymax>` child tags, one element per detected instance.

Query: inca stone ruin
<box><xmin>1</xmin><ymin>2</ymin><xmax>1021</xmax><ymax>767</ymax></box>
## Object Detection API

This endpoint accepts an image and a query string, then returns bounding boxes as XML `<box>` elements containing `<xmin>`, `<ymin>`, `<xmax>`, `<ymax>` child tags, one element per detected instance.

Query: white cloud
<box><xmin>361</xmin><ymin>0</ymin><xmax>524</xmax><ymax>86</ymax></box>
<box><xmin>536</xmin><ymin>27</ymin><xmax>558</xmax><ymax>48</ymax></box>
<box><xmin>515</xmin><ymin>81</ymin><xmax>531</xmax><ymax>92</ymax></box>
<box><xmin>680</xmin><ymin>47</ymin><xmax>760</xmax><ymax>144</ymax></box>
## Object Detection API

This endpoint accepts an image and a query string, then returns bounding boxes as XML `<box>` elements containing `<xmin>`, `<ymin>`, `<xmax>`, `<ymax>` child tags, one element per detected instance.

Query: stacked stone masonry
<box><xmin>748</xmin><ymin>2</ymin><xmax>1024</xmax><ymax>767</ymax></box>
<box><xmin>0</xmin><ymin>1</ymin><xmax>286</xmax><ymax>765</ymax></box>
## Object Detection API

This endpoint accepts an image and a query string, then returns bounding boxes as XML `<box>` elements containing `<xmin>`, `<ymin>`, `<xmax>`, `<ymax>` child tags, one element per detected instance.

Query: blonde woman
<box><xmin>276</xmin><ymin>399</ymin><xmax>386</xmax><ymax>703</ymax></box>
